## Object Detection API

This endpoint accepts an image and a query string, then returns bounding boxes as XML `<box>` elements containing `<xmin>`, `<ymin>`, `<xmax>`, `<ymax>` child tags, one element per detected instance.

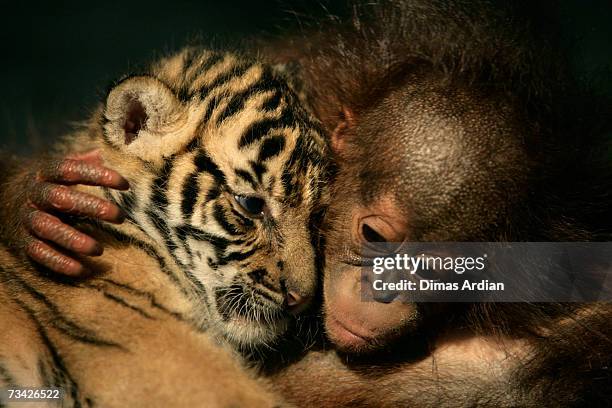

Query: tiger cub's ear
<box><xmin>103</xmin><ymin>76</ymin><xmax>189</xmax><ymax>163</ymax></box>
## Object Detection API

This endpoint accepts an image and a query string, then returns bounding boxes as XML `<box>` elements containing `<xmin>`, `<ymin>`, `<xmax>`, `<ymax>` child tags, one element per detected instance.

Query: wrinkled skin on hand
<box><xmin>0</xmin><ymin>149</ymin><xmax>129</xmax><ymax>275</ymax></box>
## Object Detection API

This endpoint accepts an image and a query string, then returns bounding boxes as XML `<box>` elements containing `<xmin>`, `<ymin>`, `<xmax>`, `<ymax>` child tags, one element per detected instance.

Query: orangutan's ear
<box><xmin>331</xmin><ymin>106</ymin><xmax>356</xmax><ymax>156</ymax></box>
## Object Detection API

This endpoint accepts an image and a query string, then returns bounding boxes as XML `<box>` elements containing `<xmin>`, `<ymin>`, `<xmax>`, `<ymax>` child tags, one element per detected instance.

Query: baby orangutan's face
<box><xmin>320</xmin><ymin>81</ymin><xmax>530</xmax><ymax>353</ymax></box>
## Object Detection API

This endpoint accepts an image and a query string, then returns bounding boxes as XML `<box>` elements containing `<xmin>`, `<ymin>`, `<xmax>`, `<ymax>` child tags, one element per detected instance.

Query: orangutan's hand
<box><xmin>18</xmin><ymin>149</ymin><xmax>128</xmax><ymax>275</ymax></box>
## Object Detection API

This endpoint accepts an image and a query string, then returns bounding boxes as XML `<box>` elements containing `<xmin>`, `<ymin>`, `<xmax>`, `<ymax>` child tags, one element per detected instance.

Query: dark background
<box><xmin>1</xmin><ymin>0</ymin><xmax>611</xmax><ymax>154</ymax></box>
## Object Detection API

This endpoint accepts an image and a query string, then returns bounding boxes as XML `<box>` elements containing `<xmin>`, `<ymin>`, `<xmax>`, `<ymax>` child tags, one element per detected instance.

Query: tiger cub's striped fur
<box><xmin>0</xmin><ymin>48</ymin><xmax>332</xmax><ymax>407</ymax></box>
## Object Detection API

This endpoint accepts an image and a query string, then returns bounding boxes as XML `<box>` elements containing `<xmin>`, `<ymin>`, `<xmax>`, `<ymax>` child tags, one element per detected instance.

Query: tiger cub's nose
<box><xmin>285</xmin><ymin>291</ymin><xmax>311</xmax><ymax>315</ymax></box>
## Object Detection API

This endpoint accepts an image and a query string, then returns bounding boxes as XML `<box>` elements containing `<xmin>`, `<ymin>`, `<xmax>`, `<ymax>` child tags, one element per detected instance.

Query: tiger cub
<box><xmin>0</xmin><ymin>47</ymin><xmax>332</xmax><ymax>407</ymax></box>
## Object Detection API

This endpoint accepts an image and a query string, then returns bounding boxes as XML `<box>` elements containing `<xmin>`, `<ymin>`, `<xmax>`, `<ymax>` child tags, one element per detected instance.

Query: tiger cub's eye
<box><xmin>233</xmin><ymin>195</ymin><xmax>266</xmax><ymax>218</ymax></box>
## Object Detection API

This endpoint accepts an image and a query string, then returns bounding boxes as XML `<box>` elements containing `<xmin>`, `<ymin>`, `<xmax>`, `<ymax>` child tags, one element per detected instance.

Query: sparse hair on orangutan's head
<box><xmin>272</xmin><ymin>0</ymin><xmax>568</xmax><ymax>131</ymax></box>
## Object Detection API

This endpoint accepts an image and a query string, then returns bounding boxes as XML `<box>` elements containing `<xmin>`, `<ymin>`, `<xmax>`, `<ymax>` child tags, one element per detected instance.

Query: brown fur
<box><xmin>260</xmin><ymin>1</ymin><xmax>612</xmax><ymax>406</ymax></box>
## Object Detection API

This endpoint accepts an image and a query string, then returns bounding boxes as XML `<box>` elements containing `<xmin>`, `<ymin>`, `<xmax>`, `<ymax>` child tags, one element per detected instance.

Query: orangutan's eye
<box><xmin>361</xmin><ymin>223</ymin><xmax>387</xmax><ymax>243</ymax></box>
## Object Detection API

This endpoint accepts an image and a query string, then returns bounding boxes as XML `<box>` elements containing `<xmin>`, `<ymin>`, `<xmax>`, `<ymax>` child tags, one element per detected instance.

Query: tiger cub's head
<box><xmin>96</xmin><ymin>48</ymin><xmax>332</xmax><ymax>346</ymax></box>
